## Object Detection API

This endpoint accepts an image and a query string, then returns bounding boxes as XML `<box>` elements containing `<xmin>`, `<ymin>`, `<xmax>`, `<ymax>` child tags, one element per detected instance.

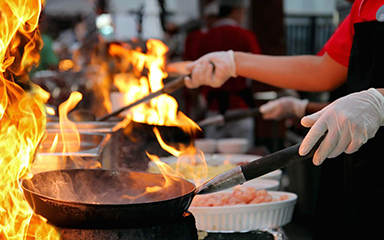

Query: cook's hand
<box><xmin>259</xmin><ymin>97</ymin><xmax>309</xmax><ymax>120</ymax></box>
<box><xmin>299</xmin><ymin>88</ymin><xmax>384</xmax><ymax>165</ymax></box>
<box><xmin>184</xmin><ymin>50</ymin><xmax>237</xmax><ymax>89</ymax></box>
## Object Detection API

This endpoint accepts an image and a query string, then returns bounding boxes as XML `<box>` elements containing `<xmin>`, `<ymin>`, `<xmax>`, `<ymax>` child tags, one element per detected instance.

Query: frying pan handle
<box><xmin>196</xmin><ymin>135</ymin><xmax>325</xmax><ymax>195</ymax></box>
<box><xmin>241</xmin><ymin>135</ymin><xmax>325</xmax><ymax>181</ymax></box>
<box><xmin>224</xmin><ymin>107</ymin><xmax>260</xmax><ymax>123</ymax></box>
<box><xmin>162</xmin><ymin>61</ymin><xmax>216</xmax><ymax>95</ymax></box>
<box><xmin>162</xmin><ymin>76</ymin><xmax>187</xmax><ymax>95</ymax></box>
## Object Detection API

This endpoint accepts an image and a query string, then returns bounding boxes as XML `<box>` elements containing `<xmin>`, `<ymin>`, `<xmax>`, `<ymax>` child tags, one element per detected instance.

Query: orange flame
<box><xmin>59</xmin><ymin>91</ymin><xmax>83</xmax><ymax>154</ymax></box>
<box><xmin>109</xmin><ymin>40</ymin><xmax>200</xmax><ymax>130</ymax></box>
<box><xmin>152</xmin><ymin>127</ymin><xmax>207</xmax><ymax>186</ymax></box>
<box><xmin>57</xmin><ymin>91</ymin><xmax>101</xmax><ymax>169</ymax></box>
<box><xmin>45</xmin><ymin>106</ymin><xmax>55</xmax><ymax>116</ymax></box>
<box><xmin>0</xmin><ymin>0</ymin><xmax>60</xmax><ymax>238</ymax></box>
<box><xmin>145</xmin><ymin>153</ymin><xmax>183</xmax><ymax>193</ymax></box>
<box><xmin>109</xmin><ymin>39</ymin><xmax>206</xmax><ymax>190</ymax></box>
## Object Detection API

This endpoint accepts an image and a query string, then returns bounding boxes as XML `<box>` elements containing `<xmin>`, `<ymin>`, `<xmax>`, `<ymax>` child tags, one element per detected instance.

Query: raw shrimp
<box><xmin>191</xmin><ymin>187</ymin><xmax>290</xmax><ymax>207</ymax></box>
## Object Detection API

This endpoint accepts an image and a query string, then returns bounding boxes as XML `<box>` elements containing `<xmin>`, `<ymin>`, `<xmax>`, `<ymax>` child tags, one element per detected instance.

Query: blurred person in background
<box><xmin>195</xmin><ymin>0</ymin><xmax>262</xmax><ymax>146</ymax></box>
<box><xmin>184</xmin><ymin>0</ymin><xmax>384</xmax><ymax>238</ymax></box>
<box><xmin>33</xmin><ymin>11</ymin><xmax>59</xmax><ymax>74</ymax></box>
<box><xmin>183</xmin><ymin>0</ymin><xmax>219</xmax><ymax>62</ymax></box>
<box><xmin>182</xmin><ymin>1</ymin><xmax>219</xmax><ymax>123</ymax></box>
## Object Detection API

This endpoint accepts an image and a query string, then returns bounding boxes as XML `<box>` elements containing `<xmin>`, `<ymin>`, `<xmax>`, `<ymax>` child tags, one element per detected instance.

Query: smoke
<box><xmin>23</xmin><ymin>170</ymin><xmax>194</xmax><ymax>204</ymax></box>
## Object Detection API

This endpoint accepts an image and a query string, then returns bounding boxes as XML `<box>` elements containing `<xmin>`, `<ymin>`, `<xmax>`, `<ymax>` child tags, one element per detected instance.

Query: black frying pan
<box><xmin>22</xmin><ymin>138</ymin><xmax>322</xmax><ymax>228</ymax></box>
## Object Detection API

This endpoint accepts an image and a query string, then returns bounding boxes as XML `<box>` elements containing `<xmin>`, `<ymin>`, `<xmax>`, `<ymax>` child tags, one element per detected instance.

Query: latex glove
<box><xmin>184</xmin><ymin>50</ymin><xmax>237</xmax><ymax>89</ymax></box>
<box><xmin>299</xmin><ymin>88</ymin><xmax>384</xmax><ymax>165</ymax></box>
<box><xmin>259</xmin><ymin>97</ymin><xmax>309</xmax><ymax>120</ymax></box>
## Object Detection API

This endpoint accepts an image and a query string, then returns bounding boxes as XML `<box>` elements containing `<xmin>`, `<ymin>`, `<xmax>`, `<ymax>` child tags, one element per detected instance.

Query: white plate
<box><xmin>190</xmin><ymin>191</ymin><xmax>297</xmax><ymax>232</ymax></box>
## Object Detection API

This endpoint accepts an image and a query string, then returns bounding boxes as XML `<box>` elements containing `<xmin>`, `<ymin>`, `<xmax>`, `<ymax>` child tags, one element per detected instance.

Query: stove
<box><xmin>57</xmin><ymin>212</ymin><xmax>198</xmax><ymax>240</ymax></box>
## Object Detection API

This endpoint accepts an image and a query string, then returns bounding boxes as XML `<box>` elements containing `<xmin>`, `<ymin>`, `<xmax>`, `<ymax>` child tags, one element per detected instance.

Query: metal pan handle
<box><xmin>196</xmin><ymin>135</ymin><xmax>325</xmax><ymax>195</ymax></box>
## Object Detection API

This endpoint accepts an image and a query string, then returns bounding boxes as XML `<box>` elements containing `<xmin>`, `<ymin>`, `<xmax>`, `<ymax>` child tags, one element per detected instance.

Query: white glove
<box><xmin>299</xmin><ymin>88</ymin><xmax>384</xmax><ymax>165</ymax></box>
<box><xmin>259</xmin><ymin>97</ymin><xmax>309</xmax><ymax>120</ymax></box>
<box><xmin>185</xmin><ymin>50</ymin><xmax>237</xmax><ymax>89</ymax></box>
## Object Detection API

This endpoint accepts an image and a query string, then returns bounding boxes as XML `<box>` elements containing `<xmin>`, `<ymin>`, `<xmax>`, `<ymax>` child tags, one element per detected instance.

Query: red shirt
<box><xmin>197</xmin><ymin>24</ymin><xmax>262</xmax><ymax>111</ymax></box>
<box><xmin>325</xmin><ymin>0</ymin><xmax>384</xmax><ymax>67</ymax></box>
<box><xmin>183</xmin><ymin>29</ymin><xmax>206</xmax><ymax>61</ymax></box>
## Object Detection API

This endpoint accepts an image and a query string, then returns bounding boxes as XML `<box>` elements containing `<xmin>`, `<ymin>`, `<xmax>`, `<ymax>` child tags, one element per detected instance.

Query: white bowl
<box><xmin>194</xmin><ymin>139</ymin><xmax>217</xmax><ymax>154</ymax></box>
<box><xmin>190</xmin><ymin>191</ymin><xmax>297</xmax><ymax>232</ymax></box>
<box><xmin>217</xmin><ymin>138</ymin><xmax>249</xmax><ymax>154</ymax></box>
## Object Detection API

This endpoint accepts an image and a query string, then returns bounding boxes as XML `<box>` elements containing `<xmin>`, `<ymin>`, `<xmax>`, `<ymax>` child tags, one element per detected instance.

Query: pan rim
<box><xmin>21</xmin><ymin>169</ymin><xmax>196</xmax><ymax>207</ymax></box>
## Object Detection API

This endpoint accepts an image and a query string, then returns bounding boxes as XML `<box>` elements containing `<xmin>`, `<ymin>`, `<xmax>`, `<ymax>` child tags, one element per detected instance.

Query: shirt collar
<box><xmin>212</xmin><ymin>18</ymin><xmax>239</xmax><ymax>28</ymax></box>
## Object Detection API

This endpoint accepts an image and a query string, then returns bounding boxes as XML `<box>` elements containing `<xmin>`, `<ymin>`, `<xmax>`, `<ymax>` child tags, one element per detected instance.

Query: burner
<box><xmin>56</xmin><ymin>212</ymin><xmax>198</xmax><ymax>240</ymax></box>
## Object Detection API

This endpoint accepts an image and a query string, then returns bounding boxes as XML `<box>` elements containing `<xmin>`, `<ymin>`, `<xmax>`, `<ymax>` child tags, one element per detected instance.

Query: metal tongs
<box><xmin>98</xmin><ymin>76</ymin><xmax>187</xmax><ymax>121</ymax></box>
<box><xmin>68</xmin><ymin>76</ymin><xmax>188</xmax><ymax>122</ymax></box>
<box><xmin>197</xmin><ymin>107</ymin><xmax>260</xmax><ymax>127</ymax></box>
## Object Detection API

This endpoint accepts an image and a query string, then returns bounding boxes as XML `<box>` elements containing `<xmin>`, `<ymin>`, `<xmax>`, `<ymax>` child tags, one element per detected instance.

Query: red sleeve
<box><xmin>245</xmin><ymin>31</ymin><xmax>262</xmax><ymax>54</ymax></box>
<box><xmin>183</xmin><ymin>34</ymin><xmax>193</xmax><ymax>61</ymax></box>
<box><xmin>183</xmin><ymin>31</ymin><xmax>204</xmax><ymax>61</ymax></box>
<box><xmin>324</xmin><ymin>14</ymin><xmax>354</xmax><ymax>67</ymax></box>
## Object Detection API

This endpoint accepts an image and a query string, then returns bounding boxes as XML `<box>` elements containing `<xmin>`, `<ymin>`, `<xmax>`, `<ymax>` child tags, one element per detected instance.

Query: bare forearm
<box><xmin>234</xmin><ymin>52</ymin><xmax>348</xmax><ymax>92</ymax></box>
<box><xmin>305</xmin><ymin>102</ymin><xmax>329</xmax><ymax>115</ymax></box>
<box><xmin>377</xmin><ymin>89</ymin><xmax>384</xmax><ymax>97</ymax></box>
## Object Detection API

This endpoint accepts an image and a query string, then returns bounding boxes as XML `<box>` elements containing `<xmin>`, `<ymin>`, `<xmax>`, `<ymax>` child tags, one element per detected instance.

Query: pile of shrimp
<box><xmin>191</xmin><ymin>187</ymin><xmax>289</xmax><ymax>207</ymax></box>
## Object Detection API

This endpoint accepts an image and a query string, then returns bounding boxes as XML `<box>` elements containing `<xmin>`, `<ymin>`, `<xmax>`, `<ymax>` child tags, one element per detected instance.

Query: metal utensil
<box><xmin>196</xmin><ymin>135</ymin><xmax>324</xmax><ymax>194</ymax></box>
<box><xmin>68</xmin><ymin>109</ymin><xmax>96</xmax><ymax>122</ymax></box>
<box><xmin>97</xmin><ymin>76</ymin><xmax>187</xmax><ymax>121</ymax></box>
<box><xmin>197</xmin><ymin>107</ymin><xmax>260</xmax><ymax>127</ymax></box>
<box><xmin>65</xmin><ymin>76</ymin><xmax>186</xmax><ymax>122</ymax></box>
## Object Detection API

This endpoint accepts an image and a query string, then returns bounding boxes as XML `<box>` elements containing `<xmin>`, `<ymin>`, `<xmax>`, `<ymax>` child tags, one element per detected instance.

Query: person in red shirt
<box><xmin>183</xmin><ymin>1</ymin><xmax>219</xmax><ymax>62</ymax></box>
<box><xmin>194</xmin><ymin>0</ymin><xmax>262</xmax><ymax>145</ymax></box>
<box><xmin>185</xmin><ymin>0</ymin><xmax>384</xmax><ymax>237</ymax></box>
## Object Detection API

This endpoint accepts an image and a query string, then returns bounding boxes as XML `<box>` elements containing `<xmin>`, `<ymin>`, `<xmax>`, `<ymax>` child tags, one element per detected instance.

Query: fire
<box><xmin>57</xmin><ymin>91</ymin><xmax>101</xmax><ymax>169</ymax></box>
<box><xmin>58</xmin><ymin>59</ymin><xmax>74</xmax><ymax>72</ymax></box>
<box><xmin>145</xmin><ymin>153</ymin><xmax>184</xmax><ymax>193</ymax></box>
<box><xmin>58</xmin><ymin>91</ymin><xmax>83</xmax><ymax>154</ymax></box>
<box><xmin>152</xmin><ymin>128</ymin><xmax>207</xmax><ymax>186</ymax></box>
<box><xmin>0</xmin><ymin>0</ymin><xmax>59</xmax><ymax>239</ymax></box>
<box><xmin>109</xmin><ymin>40</ymin><xmax>199</xmax><ymax>131</ymax></box>
<box><xmin>109</xmin><ymin>39</ymin><xmax>206</xmax><ymax>188</ymax></box>
<box><xmin>45</xmin><ymin>106</ymin><xmax>55</xmax><ymax>116</ymax></box>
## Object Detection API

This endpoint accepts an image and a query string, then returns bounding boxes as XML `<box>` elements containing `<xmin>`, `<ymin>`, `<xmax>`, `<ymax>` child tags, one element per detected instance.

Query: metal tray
<box><xmin>32</xmin><ymin>132</ymin><xmax>111</xmax><ymax>173</ymax></box>
<box><xmin>38</xmin><ymin>132</ymin><xmax>110</xmax><ymax>157</ymax></box>
<box><xmin>46</xmin><ymin>121</ymin><xmax>119</xmax><ymax>134</ymax></box>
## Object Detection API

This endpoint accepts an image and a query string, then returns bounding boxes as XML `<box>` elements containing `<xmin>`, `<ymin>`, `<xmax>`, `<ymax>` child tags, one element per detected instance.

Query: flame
<box><xmin>58</xmin><ymin>59</ymin><xmax>74</xmax><ymax>72</ymax></box>
<box><xmin>59</xmin><ymin>91</ymin><xmax>83</xmax><ymax>154</ymax></box>
<box><xmin>57</xmin><ymin>91</ymin><xmax>101</xmax><ymax>169</ymax></box>
<box><xmin>0</xmin><ymin>0</ymin><xmax>60</xmax><ymax>238</ymax></box>
<box><xmin>45</xmin><ymin>106</ymin><xmax>55</xmax><ymax>115</ymax></box>
<box><xmin>145</xmin><ymin>153</ymin><xmax>185</xmax><ymax>193</ymax></box>
<box><xmin>109</xmin><ymin>40</ymin><xmax>200</xmax><ymax>131</ymax></box>
<box><xmin>109</xmin><ymin>39</ymin><xmax>207</xmax><ymax>190</ymax></box>
<box><xmin>152</xmin><ymin>127</ymin><xmax>207</xmax><ymax>186</ymax></box>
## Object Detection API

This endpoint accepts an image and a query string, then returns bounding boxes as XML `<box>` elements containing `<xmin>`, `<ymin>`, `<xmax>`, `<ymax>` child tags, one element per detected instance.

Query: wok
<box><xmin>22</xmin><ymin>138</ymin><xmax>322</xmax><ymax>228</ymax></box>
